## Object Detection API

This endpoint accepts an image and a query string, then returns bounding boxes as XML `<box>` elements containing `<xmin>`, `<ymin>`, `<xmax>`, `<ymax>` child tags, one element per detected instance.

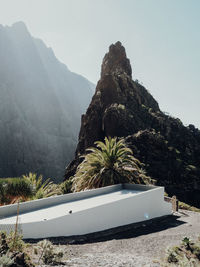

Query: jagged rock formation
<box><xmin>65</xmin><ymin>41</ymin><xmax>200</xmax><ymax>207</ymax></box>
<box><xmin>0</xmin><ymin>22</ymin><xmax>94</xmax><ymax>181</ymax></box>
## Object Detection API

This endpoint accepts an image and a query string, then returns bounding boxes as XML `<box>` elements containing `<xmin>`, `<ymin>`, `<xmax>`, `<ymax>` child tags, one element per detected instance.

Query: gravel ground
<box><xmin>32</xmin><ymin>210</ymin><xmax>200</xmax><ymax>266</ymax></box>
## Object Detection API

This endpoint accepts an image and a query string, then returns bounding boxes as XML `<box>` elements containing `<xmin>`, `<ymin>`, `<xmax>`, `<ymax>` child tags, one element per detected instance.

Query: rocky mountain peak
<box><xmin>65</xmin><ymin>42</ymin><xmax>160</xmax><ymax>177</ymax></box>
<box><xmin>101</xmin><ymin>41</ymin><xmax>132</xmax><ymax>78</ymax></box>
<box><xmin>65</xmin><ymin>42</ymin><xmax>200</xmax><ymax>208</ymax></box>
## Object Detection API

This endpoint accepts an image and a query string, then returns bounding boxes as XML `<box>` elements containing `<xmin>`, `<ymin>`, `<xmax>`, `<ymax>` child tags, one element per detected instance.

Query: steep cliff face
<box><xmin>65</xmin><ymin>41</ymin><xmax>200</xmax><ymax>207</ymax></box>
<box><xmin>0</xmin><ymin>22</ymin><xmax>94</xmax><ymax>181</ymax></box>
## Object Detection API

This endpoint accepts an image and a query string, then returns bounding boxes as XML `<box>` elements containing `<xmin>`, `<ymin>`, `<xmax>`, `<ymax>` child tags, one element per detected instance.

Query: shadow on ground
<box><xmin>25</xmin><ymin>214</ymin><xmax>186</xmax><ymax>245</ymax></box>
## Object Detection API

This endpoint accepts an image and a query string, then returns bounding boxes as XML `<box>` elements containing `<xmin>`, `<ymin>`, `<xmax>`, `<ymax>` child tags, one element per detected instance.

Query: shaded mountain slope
<box><xmin>0</xmin><ymin>22</ymin><xmax>94</xmax><ymax>181</ymax></box>
<box><xmin>65</xmin><ymin>41</ymin><xmax>200</xmax><ymax>207</ymax></box>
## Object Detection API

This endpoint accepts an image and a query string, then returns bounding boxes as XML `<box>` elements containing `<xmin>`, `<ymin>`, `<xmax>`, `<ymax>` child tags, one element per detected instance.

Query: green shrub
<box><xmin>178</xmin><ymin>201</ymin><xmax>200</xmax><ymax>213</ymax></box>
<box><xmin>7</xmin><ymin>231</ymin><xmax>25</xmax><ymax>252</ymax></box>
<box><xmin>0</xmin><ymin>254</ymin><xmax>14</xmax><ymax>267</ymax></box>
<box><xmin>166</xmin><ymin>247</ymin><xmax>179</xmax><ymax>263</ymax></box>
<box><xmin>0</xmin><ymin>231</ymin><xmax>33</xmax><ymax>267</ymax></box>
<box><xmin>0</xmin><ymin>230</ymin><xmax>25</xmax><ymax>253</ymax></box>
<box><xmin>165</xmin><ymin>236</ymin><xmax>200</xmax><ymax>266</ymax></box>
<box><xmin>0</xmin><ymin>177</ymin><xmax>32</xmax><ymax>204</ymax></box>
<box><xmin>0</xmin><ymin>173</ymin><xmax>61</xmax><ymax>204</ymax></box>
<box><xmin>23</xmin><ymin>173</ymin><xmax>62</xmax><ymax>200</ymax></box>
<box><xmin>192</xmin><ymin>245</ymin><xmax>200</xmax><ymax>260</ymax></box>
<box><xmin>182</xmin><ymin>236</ymin><xmax>192</xmax><ymax>250</ymax></box>
<box><xmin>37</xmin><ymin>239</ymin><xmax>63</xmax><ymax>265</ymax></box>
<box><xmin>61</xmin><ymin>178</ymin><xmax>73</xmax><ymax>194</ymax></box>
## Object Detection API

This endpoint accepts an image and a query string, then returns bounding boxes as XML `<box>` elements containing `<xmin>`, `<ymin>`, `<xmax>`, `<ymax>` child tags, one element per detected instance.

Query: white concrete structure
<box><xmin>0</xmin><ymin>184</ymin><xmax>171</xmax><ymax>239</ymax></box>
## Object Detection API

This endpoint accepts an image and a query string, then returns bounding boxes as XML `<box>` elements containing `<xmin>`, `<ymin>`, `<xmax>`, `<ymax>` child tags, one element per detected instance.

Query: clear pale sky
<box><xmin>0</xmin><ymin>0</ymin><xmax>199</xmax><ymax>128</ymax></box>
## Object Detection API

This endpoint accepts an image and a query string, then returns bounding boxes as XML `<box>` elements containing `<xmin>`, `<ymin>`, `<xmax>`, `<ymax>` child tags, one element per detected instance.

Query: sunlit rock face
<box><xmin>0</xmin><ymin>22</ymin><xmax>94</xmax><ymax>182</ymax></box>
<box><xmin>65</xmin><ymin>41</ymin><xmax>200</xmax><ymax>207</ymax></box>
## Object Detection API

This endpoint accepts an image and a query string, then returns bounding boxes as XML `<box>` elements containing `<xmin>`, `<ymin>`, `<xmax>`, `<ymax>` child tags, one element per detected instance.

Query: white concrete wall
<box><xmin>0</xmin><ymin>185</ymin><xmax>171</xmax><ymax>239</ymax></box>
<box><xmin>0</xmin><ymin>184</ymin><xmax>123</xmax><ymax>218</ymax></box>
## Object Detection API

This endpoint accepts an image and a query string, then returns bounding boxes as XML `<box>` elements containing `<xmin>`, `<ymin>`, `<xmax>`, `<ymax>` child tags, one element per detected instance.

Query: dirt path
<box><xmin>33</xmin><ymin>210</ymin><xmax>200</xmax><ymax>266</ymax></box>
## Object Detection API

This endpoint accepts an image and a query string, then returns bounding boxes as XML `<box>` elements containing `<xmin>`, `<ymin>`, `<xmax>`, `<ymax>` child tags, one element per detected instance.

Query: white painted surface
<box><xmin>0</xmin><ymin>190</ymin><xmax>140</xmax><ymax>224</ymax></box>
<box><xmin>0</xmin><ymin>184</ymin><xmax>172</xmax><ymax>238</ymax></box>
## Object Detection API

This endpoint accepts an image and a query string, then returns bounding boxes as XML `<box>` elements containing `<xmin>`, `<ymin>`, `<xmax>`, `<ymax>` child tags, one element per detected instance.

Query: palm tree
<box><xmin>72</xmin><ymin>137</ymin><xmax>152</xmax><ymax>192</ymax></box>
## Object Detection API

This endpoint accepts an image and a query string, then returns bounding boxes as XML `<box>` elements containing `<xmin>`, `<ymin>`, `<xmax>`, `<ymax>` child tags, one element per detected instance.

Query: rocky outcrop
<box><xmin>0</xmin><ymin>22</ymin><xmax>94</xmax><ymax>181</ymax></box>
<box><xmin>65</xmin><ymin>41</ymin><xmax>200</xmax><ymax>207</ymax></box>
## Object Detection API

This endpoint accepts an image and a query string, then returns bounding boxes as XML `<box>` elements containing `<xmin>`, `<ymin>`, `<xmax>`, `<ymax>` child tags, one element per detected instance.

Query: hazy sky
<box><xmin>0</xmin><ymin>0</ymin><xmax>199</xmax><ymax>128</ymax></box>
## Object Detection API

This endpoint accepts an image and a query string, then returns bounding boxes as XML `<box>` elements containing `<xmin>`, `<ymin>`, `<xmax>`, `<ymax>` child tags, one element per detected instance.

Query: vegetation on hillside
<box><xmin>0</xmin><ymin>230</ymin><xmax>33</xmax><ymax>266</ymax></box>
<box><xmin>22</xmin><ymin>173</ymin><xmax>62</xmax><ymax>200</ymax></box>
<box><xmin>0</xmin><ymin>173</ymin><xmax>62</xmax><ymax>206</ymax></box>
<box><xmin>178</xmin><ymin>201</ymin><xmax>200</xmax><ymax>213</ymax></box>
<box><xmin>72</xmin><ymin>137</ymin><xmax>153</xmax><ymax>192</ymax></box>
<box><xmin>0</xmin><ymin>178</ymin><xmax>32</xmax><ymax>205</ymax></box>
<box><xmin>0</xmin><ymin>231</ymin><xmax>64</xmax><ymax>266</ymax></box>
<box><xmin>165</xmin><ymin>236</ymin><xmax>200</xmax><ymax>266</ymax></box>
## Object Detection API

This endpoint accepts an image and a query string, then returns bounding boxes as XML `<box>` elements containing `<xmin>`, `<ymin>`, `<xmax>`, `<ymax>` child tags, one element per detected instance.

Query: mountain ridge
<box><xmin>0</xmin><ymin>22</ymin><xmax>94</xmax><ymax>181</ymax></box>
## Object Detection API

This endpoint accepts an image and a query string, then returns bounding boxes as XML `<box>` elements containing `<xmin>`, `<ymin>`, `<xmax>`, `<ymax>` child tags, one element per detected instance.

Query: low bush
<box><xmin>0</xmin><ymin>173</ymin><xmax>62</xmax><ymax>205</ymax></box>
<box><xmin>165</xmin><ymin>236</ymin><xmax>200</xmax><ymax>266</ymax></box>
<box><xmin>61</xmin><ymin>178</ymin><xmax>73</xmax><ymax>194</ymax></box>
<box><xmin>0</xmin><ymin>254</ymin><xmax>14</xmax><ymax>267</ymax></box>
<box><xmin>0</xmin><ymin>231</ymin><xmax>33</xmax><ymax>267</ymax></box>
<box><xmin>0</xmin><ymin>231</ymin><xmax>25</xmax><ymax>254</ymax></box>
<box><xmin>37</xmin><ymin>239</ymin><xmax>64</xmax><ymax>265</ymax></box>
<box><xmin>178</xmin><ymin>201</ymin><xmax>200</xmax><ymax>213</ymax></box>
<box><xmin>0</xmin><ymin>177</ymin><xmax>32</xmax><ymax>204</ymax></box>
<box><xmin>22</xmin><ymin>173</ymin><xmax>62</xmax><ymax>200</ymax></box>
